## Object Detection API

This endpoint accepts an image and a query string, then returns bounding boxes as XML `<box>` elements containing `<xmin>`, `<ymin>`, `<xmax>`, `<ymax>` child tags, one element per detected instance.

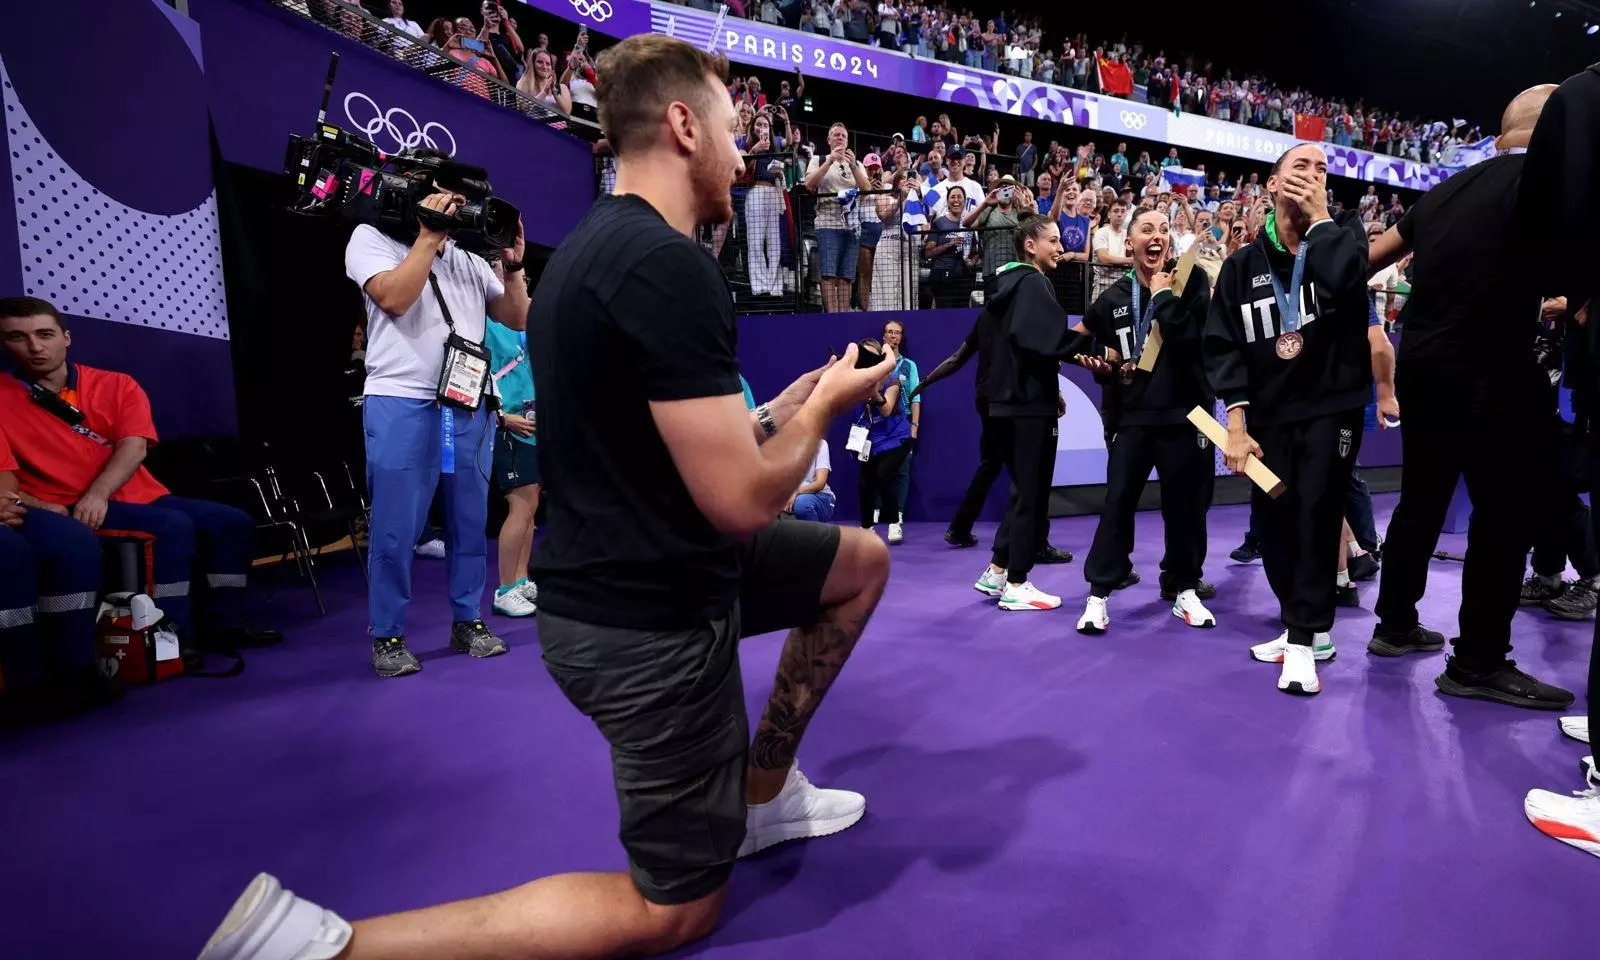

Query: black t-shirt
<box><xmin>528</xmin><ymin>194</ymin><xmax>745</xmax><ymax>630</ymax></box>
<box><xmin>1395</xmin><ymin>153</ymin><xmax>1540</xmax><ymax>373</ymax></box>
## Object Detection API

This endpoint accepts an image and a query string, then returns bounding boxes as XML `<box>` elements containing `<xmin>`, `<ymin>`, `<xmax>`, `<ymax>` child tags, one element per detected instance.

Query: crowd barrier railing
<box><xmin>271</xmin><ymin>0</ymin><xmax>598</xmax><ymax>138</ymax></box>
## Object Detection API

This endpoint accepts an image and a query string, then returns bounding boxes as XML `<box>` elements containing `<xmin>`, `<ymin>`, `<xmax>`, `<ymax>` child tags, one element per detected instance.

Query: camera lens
<box><xmin>477</xmin><ymin>197</ymin><xmax>519</xmax><ymax>249</ymax></box>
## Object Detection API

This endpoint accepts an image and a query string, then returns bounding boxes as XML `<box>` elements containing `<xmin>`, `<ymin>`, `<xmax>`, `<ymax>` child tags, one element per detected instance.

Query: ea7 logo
<box><xmin>1338</xmin><ymin>428</ymin><xmax>1353</xmax><ymax>459</ymax></box>
<box><xmin>1197</xmin><ymin>434</ymin><xmax>1210</xmax><ymax>450</ymax></box>
<box><xmin>1251</xmin><ymin>274</ymin><xmax>1272</xmax><ymax>288</ymax></box>
<box><xmin>1113</xmin><ymin>305</ymin><xmax>1130</xmax><ymax>318</ymax></box>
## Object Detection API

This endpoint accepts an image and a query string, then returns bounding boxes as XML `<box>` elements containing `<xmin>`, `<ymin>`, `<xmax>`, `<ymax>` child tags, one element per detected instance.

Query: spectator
<box><xmin>484</xmin><ymin>303</ymin><xmax>540</xmax><ymax>619</ymax></box>
<box><xmin>1016</xmin><ymin>130</ymin><xmax>1037</xmax><ymax>188</ymax></box>
<box><xmin>1366</xmin><ymin>221</ymin><xmax>1401</xmax><ymax>322</ymax></box>
<box><xmin>516</xmin><ymin>48</ymin><xmax>572</xmax><ymax>113</ymax></box>
<box><xmin>740</xmin><ymin>107</ymin><xmax>790</xmax><ymax>299</ymax></box>
<box><xmin>1034</xmin><ymin>170</ymin><xmax>1055</xmax><ymax>216</ymax></box>
<box><xmin>428</xmin><ymin>18</ymin><xmax>502</xmax><ymax>98</ymax></box>
<box><xmin>1171</xmin><ymin>203</ymin><xmax>1197</xmax><ymax>255</ymax></box>
<box><xmin>854</xmin><ymin>340</ymin><xmax>913</xmax><ymax>544</ymax></box>
<box><xmin>924</xmin><ymin>146</ymin><xmax>982</xmax><ymax>220</ymax></box>
<box><xmin>856</xmin><ymin>154</ymin><xmax>888</xmax><ymax>308</ymax></box>
<box><xmin>343</xmin><ymin>155</ymin><xmax>529</xmax><ymax>677</ymax></box>
<box><xmin>776</xmin><ymin>70</ymin><xmax>804</xmax><ymax>114</ymax></box>
<box><xmin>965</xmin><ymin>176</ymin><xmax>1035</xmax><ymax>285</ymax></box>
<box><xmin>0</xmin><ymin>428</ymin><xmax>117</xmax><ymax>722</ymax></box>
<box><xmin>924</xmin><ymin>184</ymin><xmax>973</xmax><ymax>307</ymax></box>
<box><xmin>478</xmin><ymin>1</ymin><xmax>524</xmax><ymax>84</ymax></box>
<box><xmin>786</xmin><ymin>440</ymin><xmax>836</xmax><ymax>522</ymax></box>
<box><xmin>1161</xmin><ymin>146</ymin><xmax>1181</xmax><ymax>168</ymax></box>
<box><xmin>881</xmin><ymin>319</ymin><xmax>920</xmax><ymax>533</ymax></box>
<box><xmin>877</xmin><ymin>0</ymin><xmax>900</xmax><ymax>48</ymax></box>
<box><xmin>912</xmin><ymin>115</ymin><xmax>930</xmax><ymax>144</ymax></box>
<box><xmin>873</xmin><ymin>169</ymin><xmax>917</xmax><ymax>310</ymax></box>
<box><xmin>1111</xmin><ymin>141</ymin><xmax>1129</xmax><ymax>173</ymax></box>
<box><xmin>0</xmin><ymin>297</ymin><xmax>281</xmax><ymax>655</ymax></box>
<box><xmin>804</xmin><ymin>123</ymin><xmax>870</xmax><ymax>312</ymax></box>
<box><xmin>563</xmin><ymin>47</ymin><xmax>600</xmax><ymax>122</ymax></box>
<box><xmin>382</xmin><ymin>0</ymin><xmax>423</xmax><ymax>38</ymax></box>
<box><xmin>1092</xmin><ymin>199</ymin><xmax>1131</xmax><ymax>266</ymax></box>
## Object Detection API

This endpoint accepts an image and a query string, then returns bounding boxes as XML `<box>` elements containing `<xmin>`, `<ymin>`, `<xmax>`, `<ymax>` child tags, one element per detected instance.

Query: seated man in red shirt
<box><xmin>0</xmin><ymin>297</ymin><xmax>277</xmax><ymax>648</ymax></box>
<box><xmin>0</xmin><ymin>427</ymin><xmax>119</xmax><ymax>721</ymax></box>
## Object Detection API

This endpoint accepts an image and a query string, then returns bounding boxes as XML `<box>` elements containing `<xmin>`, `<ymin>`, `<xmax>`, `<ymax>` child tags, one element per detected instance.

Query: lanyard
<box><xmin>1128</xmin><ymin>279</ymin><xmax>1158</xmax><ymax>357</ymax></box>
<box><xmin>1267</xmin><ymin>242</ymin><xmax>1308</xmax><ymax>334</ymax></box>
<box><xmin>440</xmin><ymin>407</ymin><xmax>456</xmax><ymax>476</ymax></box>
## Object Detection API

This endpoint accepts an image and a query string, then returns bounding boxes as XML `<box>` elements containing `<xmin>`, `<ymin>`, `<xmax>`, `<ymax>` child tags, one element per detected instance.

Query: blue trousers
<box><xmin>0</xmin><ymin>509</ymin><xmax>102</xmax><ymax>687</ymax></box>
<box><xmin>364</xmin><ymin>396</ymin><xmax>491</xmax><ymax>637</ymax></box>
<box><xmin>101</xmin><ymin>495</ymin><xmax>256</xmax><ymax>637</ymax></box>
<box><xmin>792</xmin><ymin>492</ymin><xmax>836</xmax><ymax>523</ymax></box>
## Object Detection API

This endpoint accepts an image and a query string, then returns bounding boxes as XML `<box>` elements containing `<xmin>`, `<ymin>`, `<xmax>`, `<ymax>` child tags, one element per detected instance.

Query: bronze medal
<box><xmin>1275</xmin><ymin>331</ymin><xmax>1303</xmax><ymax>360</ymax></box>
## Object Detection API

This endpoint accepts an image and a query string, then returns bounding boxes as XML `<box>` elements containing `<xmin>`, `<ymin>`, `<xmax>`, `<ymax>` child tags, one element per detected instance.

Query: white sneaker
<box><xmin>493</xmin><ymin>588</ymin><xmax>536</xmax><ymax>617</ymax></box>
<box><xmin>974</xmin><ymin>567</ymin><xmax>1006</xmax><ymax>598</ymax></box>
<box><xmin>197</xmin><ymin>873</ymin><xmax>351</xmax><ymax>960</ymax></box>
<box><xmin>1077</xmin><ymin>596</ymin><xmax>1109</xmax><ymax>634</ymax></box>
<box><xmin>739</xmin><ymin>764</ymin><xmax>866</xmax><ymax>858</ymax></box>
<box><xmin>1562</xmin><ymin>716</ymin><xmax>1590</xmax><ymax>744</ymax></box>
<box><xmin>518</xmin><ymin>580</ymin><xmax>539</xmax><ymax>604</ymax></box>
<box><xmin>888</xmin><ymin>522</ymin><xmax>904</xmax><ymax>544</ymax></box>
<box><xmin>1171</xmin><ymin>589</ymin><xmax>1216</xmax><ymax>628</ymax></box>
<box><xmin>1525</xmin><ymin>765</ymin><xmax>1600</xmax><ymax>858</ymax></box>
<box><xmin>1278</xmin><ymin>642</ymin><xmax>1320</xmax><ymax>696</ymax></box>
<box><xmin>414</xmin><ymin>539</ymin><xmax>446</xmax><ymax>559</ymax></box>
<box><xmin>872</xmin><ymin>509</ymin><xmax>880</xmax><ymax>524</ymax></box>
<box><xmin>999</xmin><ymin>580</ymin><xmax>1061</xmax><ymax>611</ymax></box>
<box><xmin>1250</xmin><ymin>630</ymin><xmax>1336</xmax><ymax>663</ymax></box>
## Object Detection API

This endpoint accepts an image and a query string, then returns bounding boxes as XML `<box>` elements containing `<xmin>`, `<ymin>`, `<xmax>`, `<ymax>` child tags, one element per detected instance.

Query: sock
<box><xmin>1538</xmin><ymin>573</ymin><xmax>1562</xmax><ymax>589</ymax></box>
<box><xmin>1336</xmin><ymin>570</ymin><xmax>1351</xmax><ymax>588</ymax></box>
<box><xmin>495</xmin><ymin>584</ymin><xmax>517</xmax><ymax>598</ymax></box>
<box><xmin>1348</xmin><ymin>542</ymin><xmax>1368</xmax><ymax>558</ymax></box>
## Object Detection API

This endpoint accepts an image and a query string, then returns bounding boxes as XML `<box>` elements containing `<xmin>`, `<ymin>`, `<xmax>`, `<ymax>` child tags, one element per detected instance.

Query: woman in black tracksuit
<box><xmin>1077</xmin><ymin>208</ymin><xmax>1216</xmax><ymax>635</ymax></box>
<box><xmin>1203</xmin><ymin>143</ymin><xmax>1371</xmax><ymax>697</ymax></box>
<box><xmin>972</xmin><ymin>214</ymin><xmax>1096</xmax><ymax>613</ymax></box>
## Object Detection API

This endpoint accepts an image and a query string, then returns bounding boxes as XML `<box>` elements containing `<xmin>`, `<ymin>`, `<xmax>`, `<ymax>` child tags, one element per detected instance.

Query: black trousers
<box><xmin>990</xmin><ymin>415</ymin><xmax>1056</xmax><ymax>584</ymax></box>
<box><xmin>1374</xmin><ymin>368</ymin><xmax>1554</xmax><ymax>667</ymax></box>
<box><xmin>857</xmin><ymin>441</ymin><xmax>912</xmax><ymax>528</ymax></box>
<box><xmin>949</xmin><ymin>400</ymin><xmax>1006</xmax><ymax>537</ymax></box>
<box><xmin>1084</xmin><ymin>423</ymin><xmax>1214</xmax><ymax>596</ymax></box>
<box><xmin>1532</xmin><ymin>420</ymin><xmax>1600</xmax><ymax>579</ymax></box>
<box><xmin>1589</xmin><ymin>438</ymin><xmax>1599</xmax><ymax>748</ymax></box>
<box><xmin>1255</xmin><ymin>409</ymin><xmax>1365</xmax><ymax>644</ymax></box>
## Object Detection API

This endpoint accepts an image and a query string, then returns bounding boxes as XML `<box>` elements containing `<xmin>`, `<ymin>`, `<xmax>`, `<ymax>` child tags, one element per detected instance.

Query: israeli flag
<box><xmin>902</xmin><ymin>189</ymin><xmax>928</xmax><ymax>234</ymax></box>
<box><xmin>1437</xmin><ymin>136</ymin><xmax>1498</xmax><ymax>170</ymax></box>
<box><xmin>1160</xmin><ymin>166</ymin><xmax>1208</xmax><ymax>191</ymax></box>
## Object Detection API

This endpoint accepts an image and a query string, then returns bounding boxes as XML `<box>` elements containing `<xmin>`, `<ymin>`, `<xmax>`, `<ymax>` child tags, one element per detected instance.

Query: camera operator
<box><xmin>344</xmin><ymin>152</ymin><xmax>529</xmax><ymax>679</ymax></box>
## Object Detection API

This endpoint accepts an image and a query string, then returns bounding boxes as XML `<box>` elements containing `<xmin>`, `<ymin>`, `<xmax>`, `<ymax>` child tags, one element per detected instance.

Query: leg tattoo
<box><xmin>749</xmin><ymin>602</ymin><xmax>876</xmax><ymax>772</ymax></box>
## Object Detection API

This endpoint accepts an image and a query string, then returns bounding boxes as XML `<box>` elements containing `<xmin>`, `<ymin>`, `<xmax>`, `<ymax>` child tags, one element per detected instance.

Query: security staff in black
<box><xmin>1366</xmin><ymin>83</ymin><xmax>1573</xmax><ymax>711</ymax></box>
<box><xmin>973</xmin><ymin>214</ymin><xmax>1096</xmax><ymax>613</ymax></box>
<box><xmin>1203</xmin><ymin>143</ymin><xmax>1369</xmax><ymax>697</ymax></box>
<box><xmin>914</xmin><ymin>304</ymin><xmax>1073</xmax><ymax>563</ymax></box>
<box><xmin>1076</xmin><ymin>209</ymin><xmax>1217</xmax><ymax>635</ymax></box>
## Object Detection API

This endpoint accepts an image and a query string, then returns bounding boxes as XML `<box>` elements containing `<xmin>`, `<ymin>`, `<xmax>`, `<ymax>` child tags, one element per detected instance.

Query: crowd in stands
<box><xmin>680</xmin><ymin>0</ymin><xmax>1483</xmax><ymax>164</ymax></box>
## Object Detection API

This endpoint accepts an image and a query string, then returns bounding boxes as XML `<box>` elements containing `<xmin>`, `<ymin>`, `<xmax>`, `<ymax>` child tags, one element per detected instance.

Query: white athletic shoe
<box><xmin>1562</xmin><ymin>716</ymin><xmax>1590</xmax><ymax>744</ymax></box>
<box><xmin>1171</xmin><ymin>589</ymin><xmax>1216</xmax><ymax>628</ymax></box>
<box><xmin>872</xmin><ymin>509</ymin><xmax>880</xmax><ymax>524</ymax></box>
<box><xmin>1077</xmin><ymin>596</ymin><xmax>1110</xmax><ymax>634</ymax></box>
<box><xmin>492</xmin><ymin>588</ymin><xmax>536</xmax><ymax>618</ymax></box>
<box><xmin>1250</xmin><ymin>630</ymin><xmax>1336</xmax><ymax>663</ymax></box>
<box><xmin>197</xmin><ymin>873</ymin><xmax>351</xmax><ymax>960</ymax></box>
<box><xmin>999</xmin><ymin>580</ymin><xmax>1061</xmax><ymax>611</ymax></box>
<box><xmin>974</xmin><ymin>567</ymin><xmax>1007</xmax><ymax>598</ymax></box>
<box><xmin>1278</xmin><ymin>642</ymin><xmax>1320</xmax><ymax>696</ymax></box>
<box><xmin>414</xmin><ymin>539</ymin><xmax>446</xmax><ymax>559</ymax></box>
<box><xmin>518</xmin><ymin>580</ymin><xmax>539</xmax><ymax>604</ymax></box>
<box><xmin>739</xmin><ymin>764</ymin><xmax>866</xmax><ymax>858</ymax></box>
<box><xmin>1525</xmin><ymin>763</ymin><xmax>1600</xmax><ymax>859</ymax></box>
<box><xmin>888</xmin><ymin>522</ymin><xmax>905</xmax><ymax>545</ymax></box>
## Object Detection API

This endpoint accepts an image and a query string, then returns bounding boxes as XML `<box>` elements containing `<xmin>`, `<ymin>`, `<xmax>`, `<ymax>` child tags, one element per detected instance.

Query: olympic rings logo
<box><xmin>344</xmin><ymin>92</ymin><xmax>458</xmax><ymax>157</ymax></box>
<box><xmin>571</xmin><ymin>0</ymin><xmax>613</xmax><ymax>21</ymax></box>
<box><xmin>1118</xmin><ymin>110</ymin><xmax>1147</xmax><ymax>131</ymax></box>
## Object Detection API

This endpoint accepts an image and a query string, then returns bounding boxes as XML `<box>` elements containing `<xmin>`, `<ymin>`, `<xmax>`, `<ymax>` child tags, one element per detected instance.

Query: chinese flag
<box><xmin>1097</xmin><ymin>56</ymin><xmax>1134</xmax><ymax>97</ymax></box>
<box><xmin>1294</xmin><ymin>114</ymin><xmax>1326</xmax><ymax>142</ymax></box>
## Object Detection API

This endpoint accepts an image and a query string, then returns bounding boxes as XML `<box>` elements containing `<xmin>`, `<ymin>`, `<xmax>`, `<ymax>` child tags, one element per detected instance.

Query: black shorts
<box><xmin>535</xmin><ymin>516</ymin><xmax>841</xmax><ymax>905</ymax></box>
<box><xmin>493</xmin><ymin>432</ymin><xmax>540</xmax><ymax>490</ymax></box>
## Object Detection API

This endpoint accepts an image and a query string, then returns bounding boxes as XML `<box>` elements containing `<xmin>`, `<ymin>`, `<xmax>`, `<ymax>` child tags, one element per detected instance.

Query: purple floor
<box><xmin>3</xmin><ymin>496</ymin><xmax>1594</xmax><ymax>958</ymax></box>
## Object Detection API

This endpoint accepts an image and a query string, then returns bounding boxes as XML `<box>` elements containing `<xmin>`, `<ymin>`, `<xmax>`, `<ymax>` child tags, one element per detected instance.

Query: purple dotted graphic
<box><xmin>2</xmin><ymin>62</ymin><xmax>229</xmax><ymax>340</ymax></box>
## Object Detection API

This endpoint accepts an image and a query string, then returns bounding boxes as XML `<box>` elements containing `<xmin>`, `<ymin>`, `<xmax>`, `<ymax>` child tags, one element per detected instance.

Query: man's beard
<box><xmin>690</xmin><ymin>151</ymin><xmax>734</xmax><ymax>226</ymax></box>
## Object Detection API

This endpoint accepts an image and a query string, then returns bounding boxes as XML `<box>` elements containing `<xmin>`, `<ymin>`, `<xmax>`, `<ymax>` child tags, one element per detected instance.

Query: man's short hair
<box><xmin>1110</xmin><ymin>199</ymin><xmax>1129</xmax><ymax>211</ymax></box>
<box><xmin>595</xmin><ymin>35</ymin><xmax>730</xmax><ymax>158</ymax></box>
<box><xmin>0</xmin><ymin>296</ymin><xmax>64</xmax><ymax>330</ymax></box>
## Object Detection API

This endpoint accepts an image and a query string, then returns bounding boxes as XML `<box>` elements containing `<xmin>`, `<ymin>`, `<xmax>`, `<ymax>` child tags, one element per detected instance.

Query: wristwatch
<box><xmin>502</xmin><ymin>260</ymin><xmax>524</xmax><ymax>273</ymax></box>
<box><xmin>755</xmin><ymin>403</ymin><xmax>778</xmax><ymax>438</ymax></box>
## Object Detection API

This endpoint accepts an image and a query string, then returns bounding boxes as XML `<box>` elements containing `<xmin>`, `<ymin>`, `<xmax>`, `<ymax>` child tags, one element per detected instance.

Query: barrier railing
<box><xmin>271</xmin><ymin>0</ymin><xmax>600</xmax><ymax>139</ymax></box>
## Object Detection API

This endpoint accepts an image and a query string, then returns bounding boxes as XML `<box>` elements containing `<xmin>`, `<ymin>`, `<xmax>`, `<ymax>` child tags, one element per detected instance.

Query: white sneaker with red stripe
<box><xmin>1250</xmin><ymin>630</ymin><xmax>1335</xmax><ymax>663</ymax></box>
<box><xmin>197</xmin><ymin>873</ymin><xmax>351</xmax><ymax>960</ymax></box>
<box><xmin>1525</xmin><ymin>764</ymin><xmax>1600</xmax><ymax>858</ymax></box>
<box><xmin>1561</xmin><ymin>716</ymin><xmax>1590</xmax><ymax>744</ymax></box>
<box><xmin>999</xmin><ymin>580</ymin><xmax>1061</xmax><ymax>611</ymax></box>
<box><xmin>1171</xmin><ymin>589</ymin><xmax>1216</xmax><ymax>628</ymax></box>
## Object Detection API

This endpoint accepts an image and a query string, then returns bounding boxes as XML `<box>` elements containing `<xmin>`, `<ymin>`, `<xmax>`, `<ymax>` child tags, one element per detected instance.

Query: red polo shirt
<box><xmin>0</xmin><ymin>364</ymin><xmax>169</xmax><ymax>506</ymax></box>
<box><xmin>0</xmin><ymin>429</ymin><xmax>16</xmax><ymax>473</ymax></box>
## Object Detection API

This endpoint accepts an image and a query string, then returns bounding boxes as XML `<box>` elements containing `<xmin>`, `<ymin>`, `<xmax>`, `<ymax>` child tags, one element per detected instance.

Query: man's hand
<box><xmin>1281</xmin><ymin>173</ymin><xmax>1329</xmax><ymax>223</ymax></box>
<box><xmin>1377</xmin><ymin>390</ymin><xmax>1400</xmax><ymax>428</ymax></box>
<box><xmin>784</xmin><ymin>494</ymin><xmax>797</xmax><ymax>514</ymax></box>
<box><xmin>0</xmin><ymin>496</ymin><xmax>24</xmax><ymax>528</ymax></box>
<box><xmin>502</xmin><ymin>413</ymin><xmax>536</xmax><ymax>437</ymax></box>
<box><xmin>418</xmin><ymin>190</ymin><xmax>464</xmax><ymax>248</ymax></box>
<box><xmin>1150</xmin><ymin>270</ymin><xmax>1174</xmax><ymax>293</ymax></box>
<box><xmin>1224</xmin><ymin>426</ymin><xmax>1263</xmax><ymax>474</ymax></box>
<box><xmin>1075</xmin><ymin>354</ymin><xmax>1115</xmax><ymax>377</ymax></box>
<box><xmin>1578</xmin><ymin>301</ymin><xmax>1591</xmax><ymax>327</ymax></box>
<box><xmin>1541</xmin><ymin>297</ymin><xmax>1569</xmax><ymax>322</ymax></box>
<box><xmin>501</xmin><ymin>218</ymin><xmax>526</xmax><ymax>266</ymax></box>
<box><xmin>812</xmin><ymin>344</ymin><xmax>897</xmax><ymax>416</ymax></box>
<box><xmin>73</xmin><ymin>492</ymin><xmax>109</xmax><ymax>531</ymax></box>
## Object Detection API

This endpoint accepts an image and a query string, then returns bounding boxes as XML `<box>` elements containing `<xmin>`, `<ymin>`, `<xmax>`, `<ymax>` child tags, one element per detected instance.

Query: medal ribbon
<box><xmin>1268</xmin><ymin>241</ymin><xmax>1308</xmax><ymax>335</ymax></box>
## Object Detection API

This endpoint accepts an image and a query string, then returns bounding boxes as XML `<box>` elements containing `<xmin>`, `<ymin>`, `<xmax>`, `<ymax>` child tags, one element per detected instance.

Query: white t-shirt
<box><xmin>383</xmin><ymin>16</ymin><xmax>424</xmax><ymax>37</ymax></box>
<box><xmin>1369</xmin><ymin>263</ymin><xmax>1400</xmax><ymax>318</ymax></box>
<box><xmin>926</xmin><ymin>176</ymin><xmax>982</xmax><ymax>220</ymax></box>
<box><xmin>569</xmin><ymin>76</ymin><xmax>598</xmax><ymax>109</ymax></box>
<box><xmin>803</xmin><ymin>440</ymin><xmax>833</xmax><ymax>497</ymax></box>
<box><xmin>345</xmin><ymin>224</ymin><xmax>505</xmax><ymax>400</ymax></box>
<box><xmin>806</xmin><ymin>154</ymin><xmax>867</xmax><ymax>231</ymax></box>
<box><xmin>1092</xmin><ymin>222</ymin><xmax>1129</xmax><ymax>262</ymax></box>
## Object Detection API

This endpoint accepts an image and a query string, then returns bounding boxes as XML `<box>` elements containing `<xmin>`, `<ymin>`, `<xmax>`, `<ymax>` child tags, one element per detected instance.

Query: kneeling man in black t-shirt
<box><xmin>195</xmin><ymin>34</ymin><xmax>898</xmax><ymax>960</ymax></box>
